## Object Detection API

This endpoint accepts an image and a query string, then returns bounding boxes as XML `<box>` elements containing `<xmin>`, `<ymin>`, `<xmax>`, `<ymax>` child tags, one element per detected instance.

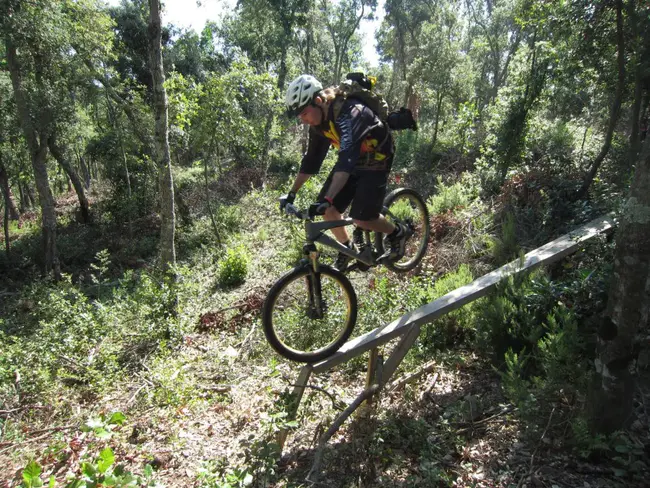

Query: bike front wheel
<box><xmin>262</xmin><ymin>265</ymin><xmax>358</xmax><ymax>363</ymax></box>
<box><xmin>375</xmin><ymin>188</ymin><xmax>431</xmax><ymax>272</ymax></box>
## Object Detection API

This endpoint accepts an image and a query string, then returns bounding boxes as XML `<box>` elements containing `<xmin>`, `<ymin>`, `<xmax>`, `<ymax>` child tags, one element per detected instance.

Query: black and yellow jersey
<box><xmin>299</xmin><ymin>97</ymin><xmax>394</xmax><ymax>176</ymax></box>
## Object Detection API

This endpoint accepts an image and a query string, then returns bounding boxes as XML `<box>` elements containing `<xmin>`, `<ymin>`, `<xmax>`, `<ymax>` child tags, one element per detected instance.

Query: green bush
<box><xmin>527</xmin><ymin>117</ymin><xmax>576</xmax><ymax>168</ymax></box>
<box><xmin>488</xmin><ymin>213</ymin><xmax>520</xmax><ymax>265</ymax></box>
<box><xmin>426</xmin><ymin>174</ymin><xmax>477</xmax><ymax>216</ymax></box>
<box><xmin>412</xmin><ymin>264</ymin><xmax>478</xmax><ymax>356</ymax></box>
<box><xmin>218</xmin><ymin>245</ymin><xmax>249</xmax><ymax>287</ymax></box>
<box><xmin>474</xmin><ymin>271</ymin><xmax>556</xmax><ymax>366</ymax></box>
<box><xmin>474</xmin><ymin>265</ymin><xmax>608</xmax><ymax>441</ymax></box>
<box><xmin>0</xmin><ymin>262</ymin><xmax>198</xmax><ymax>405</ymax></box>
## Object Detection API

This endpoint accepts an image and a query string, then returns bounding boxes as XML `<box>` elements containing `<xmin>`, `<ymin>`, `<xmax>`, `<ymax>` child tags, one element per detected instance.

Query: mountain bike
<box><xmin>262</xmin><ymin>188</ymin><xmax>430</xmax><ymax>363</ymax></box>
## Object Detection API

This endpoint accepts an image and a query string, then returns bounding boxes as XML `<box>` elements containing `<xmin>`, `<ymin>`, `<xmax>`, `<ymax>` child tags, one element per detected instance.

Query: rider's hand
<box><xmin>279</xmin><ymin>191</ymin><xmax>296</xmax><ymax>212</ymax></box>
<box><xmin>308</xmin><ymin>198</ymin><xmax>333</xmax><ymax>218</ymax></box>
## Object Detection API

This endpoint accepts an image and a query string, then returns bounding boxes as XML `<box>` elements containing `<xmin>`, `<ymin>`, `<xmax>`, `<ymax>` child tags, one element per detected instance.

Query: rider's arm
<box><xmin>325</xmin><ymin>172</ymin><xmax>350</xmax><ymax>200</ymax></box>
<box><xmin>290</xmin><ymin>172</ymin><xmax>311</xmax><ymax>194</ymax></box>
<box><xmin>289</xmin><ymin>128</ymin><xmax>330</xmax><ymax>195</ymax></box>
<box><xmin>298</xmin><ymin>128</ymin><xmax>330</xmax><ymax>176</ymax></box>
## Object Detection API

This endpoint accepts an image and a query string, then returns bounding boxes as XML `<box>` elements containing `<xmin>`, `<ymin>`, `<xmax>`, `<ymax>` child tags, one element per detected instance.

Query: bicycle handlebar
<box><xmin>284</xmin><ymin>203</ymin><xmax>312</xmax><ymax>221</ymax></box>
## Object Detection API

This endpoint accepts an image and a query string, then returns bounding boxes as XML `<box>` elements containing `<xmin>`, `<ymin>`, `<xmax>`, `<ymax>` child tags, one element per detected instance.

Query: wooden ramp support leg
<box><xmin>380</xmin><ymin>324</ymin><xmax>421</xmax><ymax>388</ymax></box>
<box><xmin>307</xmin><ymin>325</ymin><xmax>421</xmax><ymax>482</ymax></box>
<box><xmin>278</xmin><ymin>364</ymin><xmax>312</xmax><ymax>451</ymax></box>
<box><xmin>361</xmin><ymin>348</ymin><xmax>382</xmax><ymax>413</ymax></box>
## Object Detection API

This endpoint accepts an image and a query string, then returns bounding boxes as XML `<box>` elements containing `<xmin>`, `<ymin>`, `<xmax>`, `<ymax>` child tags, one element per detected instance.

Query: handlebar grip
<box><xmin>285</xmin><ymin>203</ymin><xmax>304</xmax><ymax>219</ymax></box>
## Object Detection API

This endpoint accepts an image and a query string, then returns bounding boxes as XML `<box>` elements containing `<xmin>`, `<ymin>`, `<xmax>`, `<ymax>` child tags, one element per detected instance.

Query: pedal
<box><xmin>376</xmin><ymin>250</ymin><xmax>392</xmax><ymax>263</ymax></box>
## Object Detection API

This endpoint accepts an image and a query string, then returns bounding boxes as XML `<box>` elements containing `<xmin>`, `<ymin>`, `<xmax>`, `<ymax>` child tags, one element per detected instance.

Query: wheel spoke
<box><xmin>376</xmin><ymin>189</ymin><xmax>430</xmax><ymax>272</ymax></box>
<box><xmin>268</xmin><ymin>269</ymin><xmax>354</xmax><ymax>356</ymax></box>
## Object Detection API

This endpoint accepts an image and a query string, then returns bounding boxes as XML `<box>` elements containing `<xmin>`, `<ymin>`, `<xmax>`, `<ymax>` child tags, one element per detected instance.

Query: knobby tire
<box><xmin>375</xmin><ymin>187</ymin><xmax>431</xmax><ymax>272</ymax></box>
<box><xmin>262</xmin><ymin>264</ymin><xmax>358</xmax><ymax>363</ymax></box>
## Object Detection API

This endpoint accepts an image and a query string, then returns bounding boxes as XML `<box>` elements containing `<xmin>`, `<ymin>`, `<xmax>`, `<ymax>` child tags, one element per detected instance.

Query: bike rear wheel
<box><xmin>375</xmin><ymin>188</ymin><xmax>431</xmax><ymax>272</ymax></box>
<box><xmin>262</xmin><ymin>265</ymin><xmax>358</xmax><ymax>363</ymax></box>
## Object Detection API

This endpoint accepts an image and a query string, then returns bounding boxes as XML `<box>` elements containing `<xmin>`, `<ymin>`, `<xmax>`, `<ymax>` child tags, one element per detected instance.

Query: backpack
<box><xmin>333</xmin><ymin>72</ymin><xmax>418</xmax><ymax>131</ymax></box>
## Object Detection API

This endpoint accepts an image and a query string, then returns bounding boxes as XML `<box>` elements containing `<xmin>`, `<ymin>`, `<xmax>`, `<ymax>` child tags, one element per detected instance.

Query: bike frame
<box><xmin>303</xmin><ymin>216</ymin><xmax>381</xmax><ymax>267</ymax></box>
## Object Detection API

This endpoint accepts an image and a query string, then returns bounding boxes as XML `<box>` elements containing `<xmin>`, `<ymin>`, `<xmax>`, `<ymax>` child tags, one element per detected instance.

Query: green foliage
<box><xmin>475</xmin><ymin>253</ymin><xmax>614</xmax><ymax>442</ymax></box>
<box><xmin>216</xmin><ymin>205</ymin><xmax>245</xmax><ymax>236</ymax></box>
<box><xmin>362</xmin><ymin>264</ymin><xmax>480</xmax><ymax>364</ymax></box>
<box><xmin>218</xmin><ymin>245</ymin><xmax>249</xmax><ymax>287</ymax></box>
<box><xmin>193</xmin><ymin>59</ymin><xmax>282</xmax><ymax>169</ymax></box>
<box><xmin>500</xmin><ymin>348</ymin><xmax>534</xmax><ymax>408</ymax></box>
<box><xmin>426</xmin><ymin>174</ymin><xmax>477</xmax><ymax>216</ymax></box>
<box><xmin>197</xmin><ymin>461</ymin><xmax>254</xmax><ymax>488</ymax></box>
<box><xmin>527</xmin><ymin>117</ymin><xmax>577</xmax><ymax>169</ymax></box>
<box><xmin>487</xmin><ymin>213</ymin><xmax>520</xmax><ymax>265</ymax></box>
<box><xmin>20</xmin><ymin>449</ymin><xmax>160</xmax><ymax>488</ymax></box>
<box><xmin>18</xmin><ymin>411</ymin><xmax>161</xmax><ymax>487</ymax></box>
<box><xmin>474</xmin><ymin>271</ymin><xmax>556</xmax><ymax>365</ymax></box>
<box><xmin>392</xmin><ymin>128</ymin><xmax>421</xmax><ymax>170</ymax></box>
<box><xmin>497</xmin><ymin>303</ymin><xmax>588</xmax><ymax>436</ymax></box>
<box><xmin>20</xmin><ymin>460</ymin><xmax>52</xmax><ymax>488</ymax></box>
<box><xmin>439</xmin><ymin>101</ymin><xmax>480</xmax><ymax>155</ymax></box>
<box><xmin>81</xmin><ymin>411</ymin><xmax>126</xmax><ymax>440</ymax></box>
<box><xmin>0</xmin><ymin>266</ymin><xmax>199</xmax><ymax>404</ymax></box>
<box><xmin>93</xmin><ymin>140</ymin><xmax>158</xmax><ymax>222</ymax></box>
<box><xmin>417</xmin><ymin>264</ymin><xmax>478</xmax><ymax>352</ymax></box>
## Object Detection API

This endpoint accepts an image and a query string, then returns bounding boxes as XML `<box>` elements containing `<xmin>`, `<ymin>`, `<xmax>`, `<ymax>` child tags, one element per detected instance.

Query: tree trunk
<box><xmin>48</xmin><ymin>135</ymin><xmax>90</xmax><ymax>223</ymax></box>
<box><xmin>5</xmin><ymin>36</ymin><xmax>60</xmax><ymax>278</ymax></box>
<box><xmin>18</xmin><ymin>180</ymin><xmax>27</xmax><ymax>213</ymax></box>
<box><xmin>432</xmin><ymin>90</ymin><xmax>444</xmax><ymax>148</ymax></box>
<box><xmin>3</xmin><ymin>200</ymin><xmax>9</xmax><ymax>256</ymax></box>
<box><xmin>19</xmin><ymin>181</ymin><xmax>36</xmax><ymax>210</ymax></box>
<box><xmin>26</xmin><ymin>183</ymin><xmax>36</xmax><ymax>209</ymax></box>
<box><xmin>625</xmin><ymin>0</ymin><xmax>649</xmax><ymax>162</ymax></box>
<box><xmin>148</xmin><ymin>0</ymin><xmax>176</xmax><ymax>271</ymax></box>
<box><xmin>80</xmin><ymin>154</ymin><xmax>91</xmax><ymax>189</ymax></box>
<box><xmin>578</xmin><ymin>0</ymin><xmax>625</xmax><ymax>199</ymax></box>
<box><xmin>0</xmin><ymin>160</ymin><xmax>20</xmax><ymax>220</ymax></box>
<box><xmin>105</xmin><ymin>88</ymin><xmax>133</xmax><ymax>237</ymax></box>
<box><xmin>74</xmin><ymin>145</ymin><xmax>91</xmax><ymax>189</ymax></box>
<box><xmin>591</xmin><ymin>141</ymin><xmax>650</xmax><ymax>433</ymax></box>
<box><xmin>204</xmin><ymin>139</ymin><xmax>221</xmax><ymax>246</ymax></box>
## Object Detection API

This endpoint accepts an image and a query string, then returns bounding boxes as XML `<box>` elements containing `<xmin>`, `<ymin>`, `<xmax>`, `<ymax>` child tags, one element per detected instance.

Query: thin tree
<box><xmin>148</xmin><ymin>0</ymin><xmax>176</xmax><ymax>271</ymax></box>
<box><xmin>48</xmin><ymin>133</ymin><xmax>90</xmax><ymax>223</ymax></box>
<box><xmin>578</xmin><ymin>0</ymin><xmax>625</xmax><ymax>199</ymax></box>
<box><xmin>0</xmin><ymin>159</ymin><xmax>19</xmax><ymax>221</ymax></box>
<box><xmin>4</xmin><ymin>35</ymin><xmax>60</xmax><ymax>278</ymax></box>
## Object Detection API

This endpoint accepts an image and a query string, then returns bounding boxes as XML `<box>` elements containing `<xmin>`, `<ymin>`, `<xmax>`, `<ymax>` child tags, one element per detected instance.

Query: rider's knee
<box><xmin>352</xmin><ymin>219</ymin><xmax>371</xmax><ymax>228</ymax></box>
<box><xmin>324</xmin><ymin>206</ymin><xmax>341</xmax><ymax>219</ymax></box>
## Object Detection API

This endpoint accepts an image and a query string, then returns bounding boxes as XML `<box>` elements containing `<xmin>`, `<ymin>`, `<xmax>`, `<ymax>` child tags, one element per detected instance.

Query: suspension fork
<box><xmin>304</xmin><ymin>243</ymin><xmax>324</xmax><ymax>318</ymax></box>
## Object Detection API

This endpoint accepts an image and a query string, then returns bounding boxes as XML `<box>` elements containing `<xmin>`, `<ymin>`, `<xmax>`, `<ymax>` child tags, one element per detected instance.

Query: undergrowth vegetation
<box><xmin>2</xmin><ymin>139</ymin><xmax>638</xmax><ymax>488</ymax></box>
<box><xmin>0</xmin><ymin>121</ymin><xmax>640</xmax><ymax>488</ymax></box>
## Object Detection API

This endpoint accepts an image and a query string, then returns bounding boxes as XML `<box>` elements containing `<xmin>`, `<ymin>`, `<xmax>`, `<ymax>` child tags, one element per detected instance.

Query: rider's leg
<box><xmin>348</xmin><ymin>170</ymin><xmax>407</xmax><ymax>260</ymax></box>
<box><xmin>353</xmin><ymin>215</ymin><xmax>394</xmax><ymax>234</ymax></box>
<box><xmin>319</xmin><ymin>173</ymin><xmax>359</xmax><ymax>271</ymax></box>
<box><xmin>319</xmin><ymin>170</ymin><xmax>357</xmax><ymax>244</ymax></box>
<box><xmin>324</xmin><ymin>205</ymin><xmax>349</xmax><ymax>243</ymax></box>
<box><xmin>347</xmin><ymin>171</ymin><xmax>391</xmax><ymax>232</ymax></box>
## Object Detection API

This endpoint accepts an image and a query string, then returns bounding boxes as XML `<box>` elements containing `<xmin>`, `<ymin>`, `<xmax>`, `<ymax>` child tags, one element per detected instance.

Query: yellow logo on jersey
<box><xmin>323</xmin><ymin>121</ymin><xmax>386</xmax><ymax>160</ymax></box>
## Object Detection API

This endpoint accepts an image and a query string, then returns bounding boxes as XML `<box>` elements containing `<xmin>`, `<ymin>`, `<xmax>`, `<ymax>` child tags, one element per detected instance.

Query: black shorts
<box><xmin>318</xmin><ymin>170</ymin><xmax>388</xmax><ymax>221</ymax></box>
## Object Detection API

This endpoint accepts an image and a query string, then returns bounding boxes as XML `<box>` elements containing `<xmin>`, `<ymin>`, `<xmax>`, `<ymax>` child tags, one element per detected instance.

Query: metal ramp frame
<box><xmin>278</xmin><ymin>213</ymin><xmax>616</xmax><ymax>478</ymax></box>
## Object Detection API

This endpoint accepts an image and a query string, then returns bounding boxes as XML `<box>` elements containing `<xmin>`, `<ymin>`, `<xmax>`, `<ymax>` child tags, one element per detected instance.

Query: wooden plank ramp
<box><xmin>282</xmin><ymin>213</ymin><xmax>616</xmax><ymax>476</ymax></box>
<box><xmin>312</xmin><ymin>213</ymin><xmax>615</xmax><ymax>374</ymax></box>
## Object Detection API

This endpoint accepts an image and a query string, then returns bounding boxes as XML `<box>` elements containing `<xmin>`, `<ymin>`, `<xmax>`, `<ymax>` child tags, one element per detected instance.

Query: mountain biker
<box><xmin>279</xmin><ymin>74</ymin><xmax>408</xmax><ymax>271</ymax></box>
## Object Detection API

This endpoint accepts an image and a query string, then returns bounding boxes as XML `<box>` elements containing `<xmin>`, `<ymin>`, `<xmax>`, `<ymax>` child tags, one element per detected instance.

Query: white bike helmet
<box><xmin>285</xmin><ymin>74</ymin><xmax>323</xmax><ymax>116</ymax></box>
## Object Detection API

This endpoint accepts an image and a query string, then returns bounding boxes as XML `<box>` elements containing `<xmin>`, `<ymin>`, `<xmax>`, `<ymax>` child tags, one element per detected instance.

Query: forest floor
<box><xmin>2</xmin><ymin>180</ymin><xmax>650</xmax><ymax>487</ymax></box>
<box><xmin>2</xmin><ymin>337</ymin><xmax>649</xmax><ymax>487</ymax></box>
